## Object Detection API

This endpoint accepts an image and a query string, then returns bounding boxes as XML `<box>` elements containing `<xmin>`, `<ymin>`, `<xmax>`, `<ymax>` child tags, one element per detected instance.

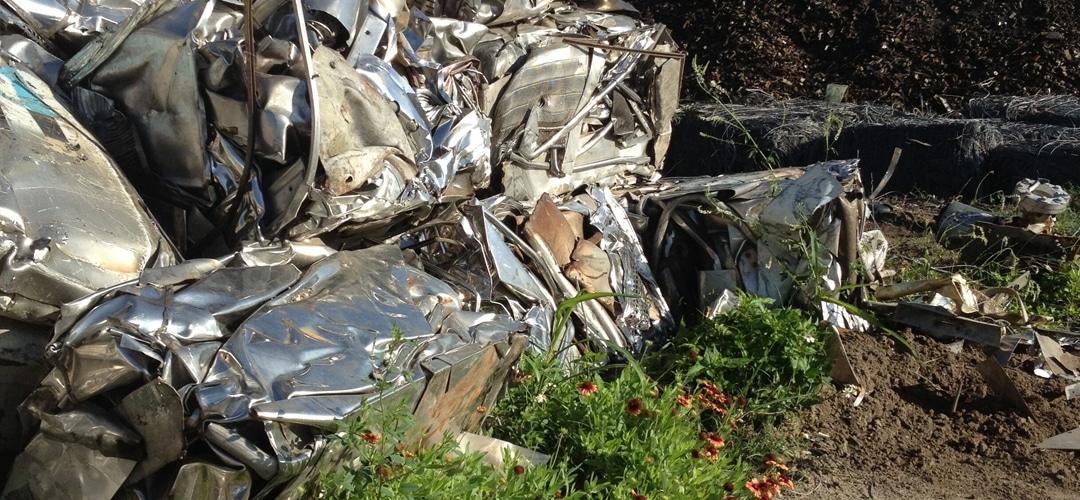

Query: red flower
<box><xmin>626</xmin><ymin>398</ymin><xmax>643</xmax><ymax>416</ymax></box>
<box><xmin>376</xmin><ymin>465</ymin><xmax>393</xmax><ymax>479</ymax></box>
<box><xmin>577</xmin><ymin>380</ymin><xmax>598</xmax><ymax>396</ymax></box>
<box><xmin>746</xmin><ymin>478</ymin><xmax>773</xmax><ymax>500</ymax></box>
<box><xmin>630</xmin><ymin>490</ymin><xmax>647</xmax><ymax>500</ymax></box>
<box><xmin>677</xmin><ymin>393</ymin><xmax>692</xmax><ymax>408</ymax></box>
<box><xmin>737</xmin><ymin>396</ymin><xmax>747</xmax><ymax>406</ymax></box>
<box><xmin>775</xmin><ymin>471</ymin><xmax>794</xmax><ymax>490</ymax></box>
<box><xmin>395</xmin><ymin>442</ymin><xmax>416</xmax><ymax>458</ymax></box>
<box><xmin>361</xmin><ymin>431</ymin><xmax>380</xmax><ymax>444</ymax></box>
<box><xmin>703</xmin><ymin>432</ymin><xmax>725</xmax><ymax>448</ymax></box>
<box><xmin>513</xmin><ymin>371</ymin><xmax>531</xmax><ymax>383</ymax></box>
<box><xmin>688</xmin><ymin>349</ymin><xmax>699</xmax><ymax>362</ymax></box>
<box><xmin>762</xmin><ymin>477</ymin><xmax>782</xmax><ymax>495</ymax></box>
<box><xmin>697</xmin><ymin>393</ymin><xmax>727</xmax><ymax>415</ymax></box>
<box><xmin>764</xmin><ymin>453</ymin><xmax>789</xmax><ymax>471</ymax></box>
<box><xmin>702</xmin><ymin>443</ymin><xmax>719</xmax><ymax>462</ymax></box>
<box><xmin>513</xmin><ymin>464</ymin><xmax>525</xmax><ymax>475</ymax></box>
<box><xmin>723</xmin><ymin>481</ymin><xmax>734</xmax><ymax>492</ymax></box>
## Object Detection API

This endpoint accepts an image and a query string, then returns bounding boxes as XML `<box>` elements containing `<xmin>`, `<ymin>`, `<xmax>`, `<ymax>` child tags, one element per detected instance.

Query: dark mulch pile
<box><xmin>635</xmin><ymin>0</ymin><xmax>1080</xmax><ymax>115</ymax></box>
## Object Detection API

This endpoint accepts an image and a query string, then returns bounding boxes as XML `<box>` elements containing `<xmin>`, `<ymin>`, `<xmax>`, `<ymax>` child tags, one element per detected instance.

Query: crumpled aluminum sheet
<box><xmin>638</xmin><ymin>160</ymin><xmax>867</xmax><ymax>324</ymax></box>
<box><xmin>0</xmin><ymin>49</ymin><xmax>176</xmax><ymax>324</ymax></box>
<box><xmin>405</xmin><ymin>188</ymin><xmax>671</xmax><ymax>358</ymax></box>
<box><xmin>0</xmin><ymin>0</ymin><xmax>684</xmax><ymax>497</ymax></box>
<box><xmin>5</xmin><ymin>244</ymin><xmax>532</xmax><ymax>498</ymax></box>
<box><xmin>9</xmin><ymin>0</ymin><xmax>680</xmax><ymax>249</ymax></box>
<box><xmin>0</xmin><ymin>0</ymin><xmax>144</xmax><ymax>49</ymax></box>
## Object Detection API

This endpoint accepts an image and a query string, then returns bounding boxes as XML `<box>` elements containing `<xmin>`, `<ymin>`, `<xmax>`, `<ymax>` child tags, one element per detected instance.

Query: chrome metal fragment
<box><xmin>642</xmin><ymin>160</ymin><xmax>867</xmax><ymax>323</ymax></box>
<box><xmin>0</xmin><ymin>52</ymin><xmax>175</xmax><ymax>324</ymax></box>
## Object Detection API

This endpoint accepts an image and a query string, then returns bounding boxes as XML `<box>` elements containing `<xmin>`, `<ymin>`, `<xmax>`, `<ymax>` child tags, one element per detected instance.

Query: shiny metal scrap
<box><xmin>0</xmin><ymin>52</ymin><xmax>175</xmax><ymax>324</ymax></box>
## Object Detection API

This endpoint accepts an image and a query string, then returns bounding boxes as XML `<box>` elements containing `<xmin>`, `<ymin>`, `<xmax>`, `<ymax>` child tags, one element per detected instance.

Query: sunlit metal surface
<box><xmin>0</xmin><ymin>0</ymin><xmax>690</xmax><ymax>497</ymax></box>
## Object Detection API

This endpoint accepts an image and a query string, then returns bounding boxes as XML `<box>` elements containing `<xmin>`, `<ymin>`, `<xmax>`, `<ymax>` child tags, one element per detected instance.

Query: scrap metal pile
<box><xmin>0</xmin><ymin>1</ymin><xmax>873</xmax><ymax>498</ymax></box>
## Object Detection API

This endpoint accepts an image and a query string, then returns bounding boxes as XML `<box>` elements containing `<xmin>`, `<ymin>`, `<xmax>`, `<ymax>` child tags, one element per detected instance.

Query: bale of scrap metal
<box><xmin>633</xmin><ymin>159</ymin><xmax>866</xmax><ymax>325</ymax></box>
<box><xmin>0</xmin><ymin>0</ymin><xmax>683</xmax><ymax>497</ymax></box>
<box><xmin>3</xmin><ymin>245</ymin><xmax>531</xmax><ymax>499</ymax></box>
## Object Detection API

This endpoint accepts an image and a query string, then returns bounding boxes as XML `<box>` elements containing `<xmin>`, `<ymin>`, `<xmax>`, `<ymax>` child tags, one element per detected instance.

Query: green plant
<box><xmin>317</xmin><ymin>401</ymin><xmax>579</xmax><ymax>499</ymax></box>
<box><xmin>488</xmin><ymin>350</ymin><xmax>794</xmax><ymax>499</ymax></box>
<box><xmin>1031</xmin><ymin>259</ymin><xmax>1080</xmax><ymax>330</ymax></box>
<box><xmin>691</xmin><ymin>57</ymin><xmax>782</xmax><ymax>170</ymax></box>
<box><xmin>645</xmin><ymin>294</ymin><xmax>832</xmax><ymax>423</ymax></box>
<box><xmin>822</xmin><ymin>110</ymin><xmax>843</xmax><ymax>159</ymax></box>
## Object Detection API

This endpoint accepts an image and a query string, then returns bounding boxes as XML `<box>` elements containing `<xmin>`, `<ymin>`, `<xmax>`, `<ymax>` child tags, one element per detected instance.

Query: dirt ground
<box><xmin>628</xmin><ymin>2</ymin><xmax>1080</xmax><ymax>498</ymax></box>
<box><xmin>635</xmin><ymin>0</ymin><xmax>1080</xmax><ymax>115</ymax></box>
<box><xmin>798</xmin><ymin>330</ymin><xmax>1080</xmax><ymax>500</ymax></box>
<box><xmin>790</xmin><ymin>196</ymin><xmax>1080</xmax><ymax>499</ymax></box>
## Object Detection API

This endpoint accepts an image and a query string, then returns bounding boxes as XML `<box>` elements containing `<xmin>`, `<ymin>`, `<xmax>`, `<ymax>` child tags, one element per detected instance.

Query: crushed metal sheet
<box><xmin>975</xmin><ymin>356</ymin><xmax>1033</xmax><ymax>418</ymax></box>
<box><xmin>1034</xmin><ymin>332</ymin><xmax>1080</xmax><ymax>378</ymax></box>
<box><xmin>1038</xmin><ymin>427</ymin><xmax>1080</xmax><ymax>450</ymax></box>
<box><xmin>1066</xmin><ymin>382</ymin><xmax>1080</xmax><ymax>400</ymax></box>
<box><xmin>0</xmin><ymin>51</ymin><xmax>177</xmax><ymax>324</ymax></box>
<box><xmin>643</xmin><ymin>160</ymin><xmax>867</xmax><ymax>323</ymax></box>
<box><xmin>892</xmin><ymin>302</ymin><xmax>1004</xmax><ymax>346</ymax></box>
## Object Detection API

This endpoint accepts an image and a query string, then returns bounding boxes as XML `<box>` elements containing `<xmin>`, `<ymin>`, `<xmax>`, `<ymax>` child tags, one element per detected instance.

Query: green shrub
<box><xmin>646</xmin><ymin>294</ymin><xmax>833</xmax><ymax>422</ymax></box>
<box><xmin>316</xmin><ymin>405</ymin><xmax>578</xmax><ymax>499</ymax></box>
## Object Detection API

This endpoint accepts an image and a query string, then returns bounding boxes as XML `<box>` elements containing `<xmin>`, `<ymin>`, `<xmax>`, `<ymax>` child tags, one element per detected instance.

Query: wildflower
<box><xmin>677</xmin><ymin>393</ymin><xmax>692</xmax><ymax>407</ymax></box>
<box><xmin>376</xmin><ymin>465</ymin><xmax>393</xmax><ymax>480</ymax></box>
<box><xmin>395</xmin><ymin>442</ymin><xmax>416</xmax><ymax>459</ymax></box>
<box><xmin>555</xmin><ymin>491</ymin><xmax>563</xmax><ymax>499</ymax></box>
<box><xmin>737</xmin><ymin>396</ymin><xmax>747</xmax><ymax>406</ymax></box>
<box><xmin>644</xmin><ymin>409</ymin><xmax>656</xmax><ymax>419</ymax></box>
<box><xmin>697</xmin><ymin>393</ymin><xmax>727</xmax><ymax>415</ymax></box>
<box><xmin>577</xmin><ymin>380</ymin><xmax>598</xmax><ymax>396</ymax></box>
<box><xmin>804</xmin><ymin>334</ymin><xmax>816</xmax><ymax>344</ymax></box>
<box><xmin>688</xmin><ymin>349</ymin><xmax>699</xmax><ymax>362</ymax></box>
<box><xmin>729</xmin><ymin>419</ymin><xmax>739</xmax><ymax>430</ymax></box>
<box><xmin>513</xmin><ymin>371</ymin><xmax>531</xmax><ymax>383</ymax></box>
<box><xmin>535</xmin><ymin>393</ymin><xmax>547</xmax><ymax>403</ymax></box>
<box><xmin>775</xmin><ymin>471</ymin><xmax>794</xmax><ymax>490</ymax></box>
<box><xmin>630</xmin><ymin>489</ymin><xmax>647</xmax><ymax>500</ymax></box>
<box><xmin>764</xmin><ymin>453</ymin><xmax>789</xmax><ymax>471</ymax></box>
<box><xmin>746</xmin><ymin>478</ymin><xmax>773</xmax><ymax>500</ymax></box>
<box><xmin>626</xmin><ymin>398</ymin><xmax>643</xmax><ymax>416</ymax></box>
<box><xmin>361</xmin><ymin>431</ymin><xmax>380</xmax><ymax>444</ymax></box>
<box><xmin>645</xmin><ymin>456</ymin><xmax>654</xmax><ymax>464</ymax></box>
<box><xmin>703</xmin><ymin>432</ymin><xmax>725</xmax><ymax>448</ymax></box>
<box><xmin>762</xmin><ymin>477</ymin><xmax>782</xmax><ymax>495</ymax></box>
<box><xmin>702</xmin><ymin>443</ymin><xmax>719</xmax><ymax>462</ymax></box>
<box><xmin>513</xmin><ymin>464</ymin><xmax>525</xmax><ymax>475</ymax></box>
<box><xmin>723</xmin><ymin>481</ymin><xmax>734</xmax><ymax>492</ymax></box>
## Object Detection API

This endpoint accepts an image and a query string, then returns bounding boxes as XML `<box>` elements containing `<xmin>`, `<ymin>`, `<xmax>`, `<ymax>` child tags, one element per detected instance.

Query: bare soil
<box><xmin>797</xmin><ymin>330</ymin><xmax>1080</xmax><ymax>499</ymax></box>
<box><xmin>793</xmin><ymin>196</ymin><xmax>1080</xmax><ymax>499</ymax></box>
